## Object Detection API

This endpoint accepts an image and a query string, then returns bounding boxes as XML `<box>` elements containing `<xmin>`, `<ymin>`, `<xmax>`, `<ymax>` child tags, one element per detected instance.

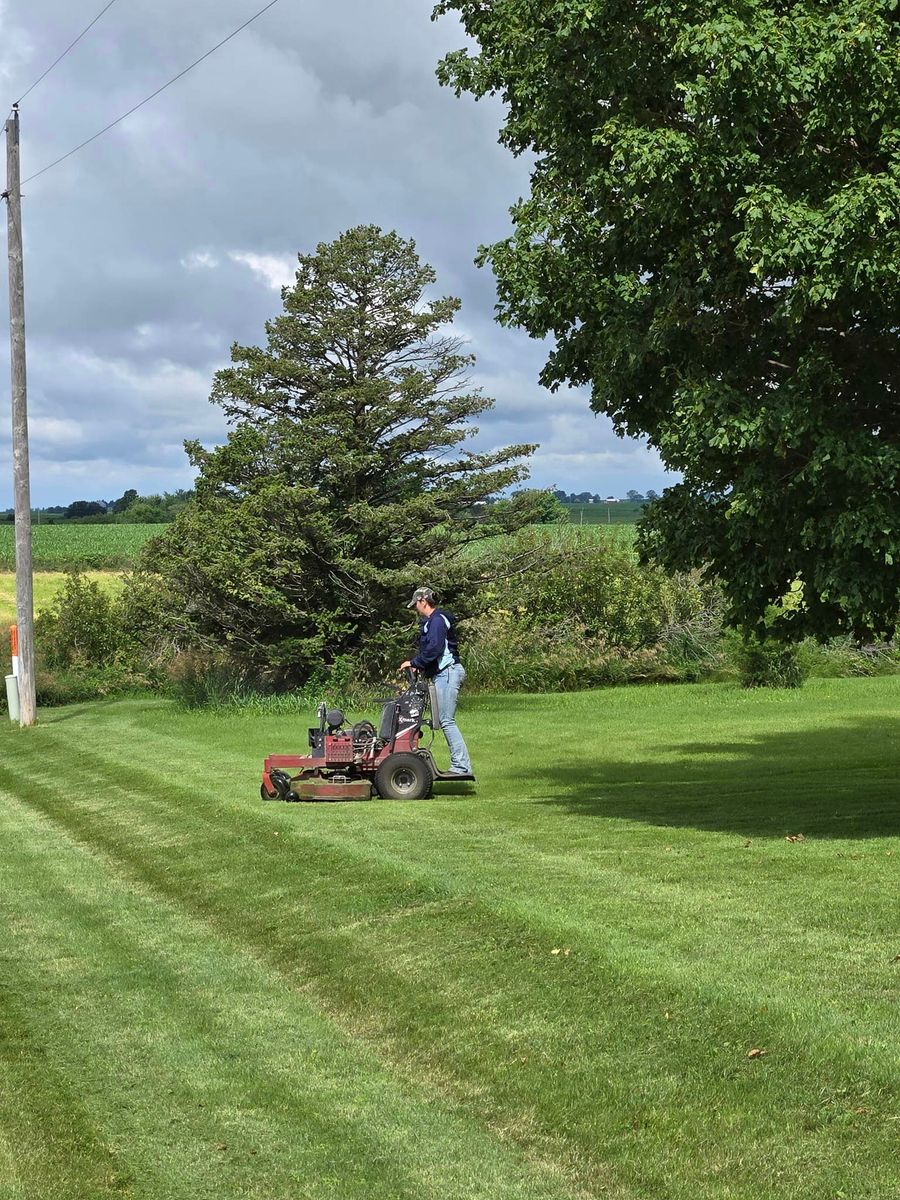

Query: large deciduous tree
<box><xmin>148</xmin><ymin>226</ymin><xmax>536</xmax><ymax>682</ymax></box>
<box><xmin>435</xmin><ymin>0</ymin><xmax>900</xmax><ymax>638</ymax></box>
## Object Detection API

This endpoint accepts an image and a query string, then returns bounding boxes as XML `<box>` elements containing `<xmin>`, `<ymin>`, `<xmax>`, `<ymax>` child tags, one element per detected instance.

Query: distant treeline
<box><xmin>6</xmin><ymin>486</ymin><xmax>662</xmax><ymax>525</ymax></box>
<box><xmin>553</xmin><ymin>488</ymin><xmax>659</xmax><ymax>504</ymax></box>
<box><xmin>3</xmin><ymin>489</ymin><xmax>194</xmax><ymax>525</ymax></box>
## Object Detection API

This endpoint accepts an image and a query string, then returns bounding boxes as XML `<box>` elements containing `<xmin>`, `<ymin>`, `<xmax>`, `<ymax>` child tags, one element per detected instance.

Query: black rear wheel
<box><xmin>374</xmin><ymin>752</ymin><xmax>433</xmax><ymax>800</ymax></box>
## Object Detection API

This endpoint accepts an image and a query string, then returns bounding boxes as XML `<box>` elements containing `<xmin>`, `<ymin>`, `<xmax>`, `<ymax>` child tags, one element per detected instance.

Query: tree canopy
<box><xmin>435</xmin><ymin>0</ymin><xmax>900</xmax><ymax>638</ymax></box>
<box><xmin>148</xmin><ymin>226</ymin><xmax>536</xmax><ymax>682</ymax></box>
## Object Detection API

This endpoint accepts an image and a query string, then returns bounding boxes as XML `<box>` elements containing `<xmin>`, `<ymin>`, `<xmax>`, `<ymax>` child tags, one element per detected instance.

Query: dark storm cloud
<box><xmin>0</xmin><ymin>0</ymin><xmax>672</xmax><ymax>505</ymax></box>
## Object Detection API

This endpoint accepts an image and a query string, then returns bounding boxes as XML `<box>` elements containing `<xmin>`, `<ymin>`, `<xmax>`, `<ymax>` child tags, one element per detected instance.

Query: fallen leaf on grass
<box><xmin>551</xmin><ymin>948</ymin><xmax>561</xmax><ymax>955</ymax></box>
<box><xmin>747</xmin><ymin>1048</ymin><xmax>767</xmax><ymax>1059</ymax></box>
<box><xmin>550</xmin><ymin>948</ymin><xmax>572</xmax><ymax>957</ymax></box>
<box><xmin>785</xmin><ymin>834</ymin><xmax>805</xmax><ymax>843</ymax></box>
<box><xmin>892</xmin><ymin>955</ymin><xmax>900</xmax><ymax>963</ymax></box>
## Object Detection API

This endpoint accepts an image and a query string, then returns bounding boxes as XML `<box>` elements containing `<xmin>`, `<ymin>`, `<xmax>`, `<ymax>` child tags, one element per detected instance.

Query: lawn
<box><xmin>0</xmin><ymin>677</ymin><xmax>897</xmax><ymax>1199</ymax></box>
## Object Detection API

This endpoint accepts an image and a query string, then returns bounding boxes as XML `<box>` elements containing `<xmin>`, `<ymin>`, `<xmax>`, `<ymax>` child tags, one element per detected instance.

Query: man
<box><xmin>399</xmin><ymin>586</ymin><xmax>473</xmax><ymax>777</ymax></box>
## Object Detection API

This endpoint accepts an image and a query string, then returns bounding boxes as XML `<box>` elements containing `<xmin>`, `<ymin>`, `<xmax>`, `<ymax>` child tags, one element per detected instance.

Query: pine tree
<box><xmin>148</xmin><ymin>226</ymin><xmax>536</xmax><ymax>681</ymax></box>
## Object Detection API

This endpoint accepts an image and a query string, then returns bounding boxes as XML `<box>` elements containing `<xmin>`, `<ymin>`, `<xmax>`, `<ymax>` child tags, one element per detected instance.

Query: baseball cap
<box><xmin>406</xmin><ymin>586</ymin><xmax>435</xmax><ymax>608</ymax></box>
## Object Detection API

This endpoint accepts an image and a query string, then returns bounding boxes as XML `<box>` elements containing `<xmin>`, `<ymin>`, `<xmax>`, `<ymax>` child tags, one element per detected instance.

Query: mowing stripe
<box><xmin>1</xmin><ymin>682</ymin><xmax>897</xmax><ymax>1199</ymax></box>
<box><xmin>0</xmin><ymin>793</ymin><xmax>594</xmax><ymax>1200</ymax></box>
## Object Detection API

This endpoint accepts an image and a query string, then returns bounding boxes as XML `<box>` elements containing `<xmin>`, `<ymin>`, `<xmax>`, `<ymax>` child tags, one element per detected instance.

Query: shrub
<box><xmin>166</xmin><ymin>648</ymin><xmax>376</xmax><ymax>711</ymax></box>
<box><xmin>659</xmin><ymin>607</ymin><xmax>730</xmax><ymax>682</ymax></box>
<box><xmin>462</xmin><ymin>612</ymin><xmax>682</xmax><ymax>692</ymax></box>
<box><xmin>457</xmin><ymin>527</ymin><xmax>717</xmax><ymax>691</ymax></box>
<box><xmin>36</xmin><ymin>572</ymin><xmax>122</xmax><ymax>669</ymax></box>
<box><xmin>474</xmin><ymin>527</ymin><xmax>709</xmax><ymax>649</ymax></box>
<box><xmin>33</xmin><ymin>569</ymin><xmax>184</xmax><ymax>703</ymax></box>
<box><xmin>166</xmin><ymin>651</ymin><xmax>250</xmax><ymax>709</ymax></box>
<box><xmin>796</xmin><ymin>637</ymin><xmax>900</xmax><ymax>679</ymax></box>
<box><xmin>736</xmin><ymin>635</ymin><xmax>808</xmax><ymax>689</ymax></box>
<box><xmin>33</xmin><ymin>666</ymin><xmax>152</xmax><ymax>708</ymax></box>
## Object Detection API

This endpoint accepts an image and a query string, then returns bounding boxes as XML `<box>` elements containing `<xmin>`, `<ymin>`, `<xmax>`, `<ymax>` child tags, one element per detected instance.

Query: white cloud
<box><xmin>29</xmin><ymin>416</ymin><xmax>85</xmax><ymax>449</ymax></box>
<box><xmin>0</xmin><ymin>0</ymin><xmax>671</xmax><ymax>505</ymax></box>
<box><xmin>229</xmin><ymin>251</ymin><xmax>296</xmax><ymax>292</ymax></box>
<box><xmin>182</xmin><ymin>251</ymin><xmax>219</xmax><ymax>271</ymax></box>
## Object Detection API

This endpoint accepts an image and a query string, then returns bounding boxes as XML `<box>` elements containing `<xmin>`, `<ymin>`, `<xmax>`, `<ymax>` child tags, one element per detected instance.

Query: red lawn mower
<box><xmin>261</xmin><ymin>669</ymin><xmax>475</xmax><ymax>802</ymax></box>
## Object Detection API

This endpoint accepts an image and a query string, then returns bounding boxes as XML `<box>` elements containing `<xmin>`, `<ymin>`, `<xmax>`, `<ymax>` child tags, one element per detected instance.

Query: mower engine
<box><xmin>261</xmin><ymin>670</ymin><xmax>468</xmax><ymax>802</ymax></box>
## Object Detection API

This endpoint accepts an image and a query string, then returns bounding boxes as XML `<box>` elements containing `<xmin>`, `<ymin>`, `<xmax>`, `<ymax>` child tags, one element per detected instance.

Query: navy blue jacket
<box><xmin>411</xmin><ymin>607</ymin><xmax>460</xmax><ymax>678</ymax></box>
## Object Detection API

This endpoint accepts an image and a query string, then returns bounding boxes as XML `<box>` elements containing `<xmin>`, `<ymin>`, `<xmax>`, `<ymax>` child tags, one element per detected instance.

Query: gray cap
<box><xmin>406</xmin><ymin>586</ymin><xmax>435</xmax><ymax>608</ymax></box>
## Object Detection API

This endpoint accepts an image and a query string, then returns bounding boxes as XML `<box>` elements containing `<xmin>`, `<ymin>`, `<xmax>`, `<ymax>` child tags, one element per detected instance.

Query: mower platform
<box><xmin>433</xmin><ymin>768</ymin><xmax>475</xmax><ymax>782</ymax></box>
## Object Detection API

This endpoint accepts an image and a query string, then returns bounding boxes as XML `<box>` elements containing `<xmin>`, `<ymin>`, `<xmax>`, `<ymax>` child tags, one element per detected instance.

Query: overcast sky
<box><xmin>0</xmin><ymin>0</ymin><xmax>671</xmax><ymax>506</ymax></box>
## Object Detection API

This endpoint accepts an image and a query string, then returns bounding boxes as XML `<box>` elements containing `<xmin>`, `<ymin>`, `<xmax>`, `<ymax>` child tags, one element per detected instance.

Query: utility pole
<box><xmin>4</xmin><ymin>105</ymin><xmax>36</xmax><ymax>726</ymax></box>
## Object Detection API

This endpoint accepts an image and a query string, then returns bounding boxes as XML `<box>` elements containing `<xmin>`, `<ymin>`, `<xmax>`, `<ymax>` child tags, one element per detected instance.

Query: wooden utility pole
<box><xmin>5</xmin><ymin>106</ymin><xmax>36</xmax><ymax>726</ymax></box>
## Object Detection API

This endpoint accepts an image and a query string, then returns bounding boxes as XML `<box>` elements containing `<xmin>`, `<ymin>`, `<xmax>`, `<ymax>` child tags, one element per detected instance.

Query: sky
<box><xmin>0</xmin><ymin>0</ymin><xmax>673</xmax><ymax>507</ymax></box>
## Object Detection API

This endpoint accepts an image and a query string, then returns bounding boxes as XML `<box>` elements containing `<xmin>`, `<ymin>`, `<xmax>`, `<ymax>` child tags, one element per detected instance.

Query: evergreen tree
<box><xmin>148</xmin><ymin>226</ymin><xmax>536</xmax><ymax>682</ymax></box>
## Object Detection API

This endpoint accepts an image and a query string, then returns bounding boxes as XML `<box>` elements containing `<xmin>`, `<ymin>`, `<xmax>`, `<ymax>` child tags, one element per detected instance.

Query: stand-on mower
<box><xmin>261</xmin><ymin>669</ymin><xmax>475</xmax><ymax>802</ymax></box>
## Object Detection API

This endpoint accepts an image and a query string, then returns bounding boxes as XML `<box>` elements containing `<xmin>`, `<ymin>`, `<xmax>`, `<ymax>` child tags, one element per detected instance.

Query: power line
<box><xmin>15</xmin><ymin>0</ymin><xmax>124</xmax><ymax>106</ymax></box>
<box><xmin>21</xmin><ymin>0</ymin><xmax>283</xmax><ymax>186</ymax></box>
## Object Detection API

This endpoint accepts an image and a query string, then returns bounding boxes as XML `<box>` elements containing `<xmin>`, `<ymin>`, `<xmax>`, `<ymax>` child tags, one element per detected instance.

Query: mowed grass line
<box><xmin>0</xmin><ymin>679</ymin><xmax>898</xmax><ymax>1199</ymax></box>
<box><xmin>0</xmin><ymin>797</ymin><xmax>575</xmax><ymax>1200</ymax></box>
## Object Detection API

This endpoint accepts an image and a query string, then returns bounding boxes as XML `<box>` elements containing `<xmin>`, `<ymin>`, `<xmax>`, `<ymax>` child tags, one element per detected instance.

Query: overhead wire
<box><xmin>21</xmin><ymin>0</ymin><xmax>283</xmax><ymax>186</ymax></box>
<box><xmin>15</xmin><ymin>0</ymin><xmax>124</xmax><ymax>106</ymax></box>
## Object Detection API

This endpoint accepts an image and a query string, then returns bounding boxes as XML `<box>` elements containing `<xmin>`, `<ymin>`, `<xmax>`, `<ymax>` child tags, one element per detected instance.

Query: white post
<box><xmin>5</xmin><ymin>673</ymin><xmax>19</xmax><ymax>721</ymax></box>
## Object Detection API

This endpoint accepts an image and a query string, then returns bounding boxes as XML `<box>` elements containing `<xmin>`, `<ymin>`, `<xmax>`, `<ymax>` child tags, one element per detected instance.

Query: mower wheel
<box><xmin>262</xmin><ymin>769</ymin><xmax>295</xmax><ymax>802</ymax></box>
<box><xmin>374</xmin><ymin>752</ymin><xmax>433</xmax><ymax>800</ymax></box>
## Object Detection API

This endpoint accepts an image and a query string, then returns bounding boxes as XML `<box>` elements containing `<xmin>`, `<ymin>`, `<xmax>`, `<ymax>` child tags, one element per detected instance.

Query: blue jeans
<box><xmin>432</xmin><ymin>663</ymin><xmax>471</xmax><ymax>773</ymax></box>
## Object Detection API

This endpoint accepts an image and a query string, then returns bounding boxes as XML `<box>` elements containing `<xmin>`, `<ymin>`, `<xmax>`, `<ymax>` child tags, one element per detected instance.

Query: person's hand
<box><xmin>399</xmin><ymin>660</ymin><xmax>412</xmax><ymax>671</ymax></box>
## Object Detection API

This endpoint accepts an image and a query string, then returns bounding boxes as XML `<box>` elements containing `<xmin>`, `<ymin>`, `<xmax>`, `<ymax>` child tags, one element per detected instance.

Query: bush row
<box><xmin>7</xmin><ymin>530</ymin><xmax>898</xmax><ymax>711</ymax></box>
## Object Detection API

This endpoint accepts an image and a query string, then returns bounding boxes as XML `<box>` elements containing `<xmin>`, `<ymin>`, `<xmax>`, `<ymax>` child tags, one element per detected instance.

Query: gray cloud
<box><xmin>0</xmin><ymin>0</ymin><xmax>673</xmax><ymax>505</ymax></box>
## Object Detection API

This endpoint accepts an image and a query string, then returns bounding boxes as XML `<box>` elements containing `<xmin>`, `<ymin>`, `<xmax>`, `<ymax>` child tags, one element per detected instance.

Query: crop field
<box><xmin>0</xmin><ymin>676</ymin><xmax>897</xmax><ymax>1199</ymax></box>
<box><xmin>563</xmin><ymin>501</ymin><xmax>645</xmax><ymax>525</ymax></box>
<box><xmin>465</xmin><ymin>522</ymin><xmax>636</xmax><ymax>561</ymax></box>
<box><xmin>0</xmin><ymin>523</ymin><xmax>160</xmax><ymax>570</ymax></box>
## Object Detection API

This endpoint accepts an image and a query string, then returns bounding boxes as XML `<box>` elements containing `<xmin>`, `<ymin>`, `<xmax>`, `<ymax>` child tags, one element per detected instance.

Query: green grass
<box><xmin>0</xmin><ymin>524</ymin><xmax>159</xmax><ymax>570</ymax></box>
<box><xmin>0</xmin><ymin>677</ymin><xmax>897</xmax><ymax>1199</ymax></box>
<box><xmin>0</xmin><ymin>571</ymin><xmax>123</xmax><ymax>627</ymax></box>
